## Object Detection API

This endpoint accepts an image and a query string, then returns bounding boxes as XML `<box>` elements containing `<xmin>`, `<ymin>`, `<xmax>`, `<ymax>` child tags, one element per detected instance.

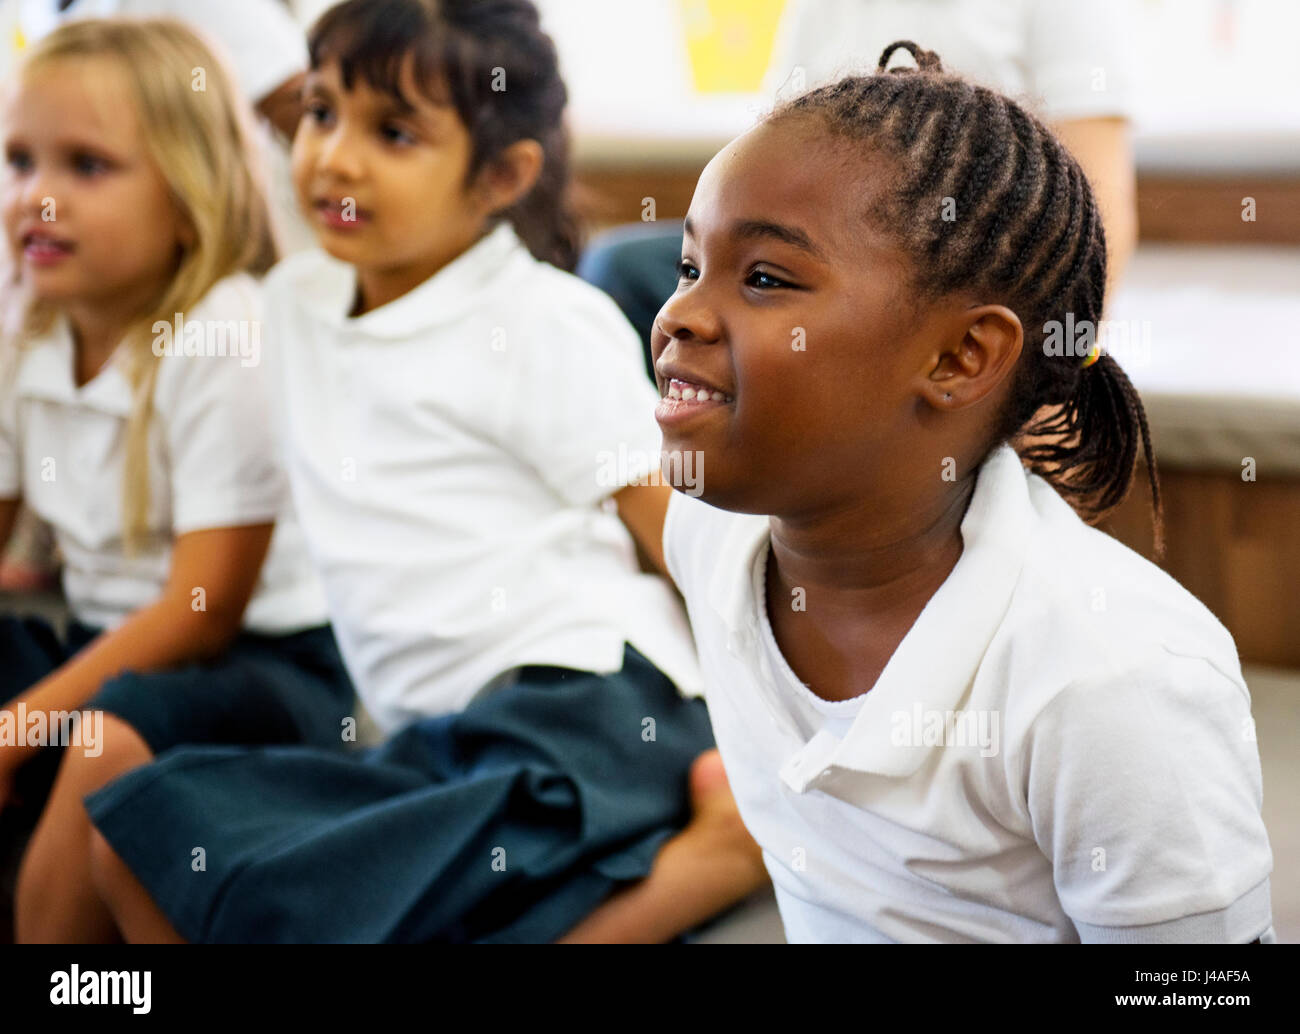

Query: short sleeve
<box><xmin>154</xmin><ymin>281</ymin><xmax>286</xmax><ymax>535</ymax></box>
<box><xmin>1023</xmin><ymin>0</ymin><xmax>1138</xmax><ymax>122</ymax></box>
<box><xmin>1025</xmin><ymin>653</ymin><xmax>1274</xmax><ymax>942</ymax></box>
<box><xmin>498</xmin><ymin>278</ymin><xmax>665</xmax><ymax>508</ymax></box>
<box><xmin>0</xmin><ymin>355</ymin><xmax>20</xmax><ymax>499</ymax></box>
<box><xmin>124</xmin><ymin>0</ymin><xmax>307</xmax><ymax>104</ymax></box>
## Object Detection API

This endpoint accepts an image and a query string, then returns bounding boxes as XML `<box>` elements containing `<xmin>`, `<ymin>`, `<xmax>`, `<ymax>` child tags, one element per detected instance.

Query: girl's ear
<box><xmin>927</xmin><ymin>304</ymin><xmax>1023</xmax><ymax>410</ymax></box>
<box><xmin>475</xmin><ymin>139</ymin><xmax>544</xmax><ymax>214</ymax></box>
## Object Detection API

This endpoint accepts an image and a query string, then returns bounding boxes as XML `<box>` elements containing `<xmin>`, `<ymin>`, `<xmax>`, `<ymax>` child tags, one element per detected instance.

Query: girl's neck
<box><xmin>353</xmin><ymin>261</ymin><xmax>449</xmax><ymax>317</ymax></box>
<box><xmin>64</xmin><ymin>286</ymin><xmax>161</xmax><ymax>387</ymax></box>
<box><xmin>767</xmin><ymin>475</ymin><xmax>976</xmax><ymax>619</ymax></box>
<box><xmin>68</xmin><ymin>314</ymin><xmax>127</xmax><ymax>387</ymax></box>
<box><xmin>350</xmin><ymin>226</ymin><xmax>493</xmax><ymax>317</ymax></box>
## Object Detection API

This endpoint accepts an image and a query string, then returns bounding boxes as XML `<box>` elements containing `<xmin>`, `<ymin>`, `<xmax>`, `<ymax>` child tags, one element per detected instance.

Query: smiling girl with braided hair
<box><xmin>651</xmin><ymin>40</ymin><xmax>1274</xmax><ymax>943</ymax></box>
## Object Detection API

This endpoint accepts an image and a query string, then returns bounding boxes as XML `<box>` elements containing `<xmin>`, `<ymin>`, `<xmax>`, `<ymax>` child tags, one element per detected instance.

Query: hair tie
<box><xmin>876</xmin><ymin>40</ymin><xmax>943</xmax><ymax>74</ymax></box>
<box><xmin>1080</xmin><ymin>342</ymin><xmax>1103</xmax><ymax>369</ymax></box>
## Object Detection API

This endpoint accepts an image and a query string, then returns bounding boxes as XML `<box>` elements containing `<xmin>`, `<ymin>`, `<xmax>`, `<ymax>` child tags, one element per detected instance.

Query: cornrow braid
<box><xmin>769</xmin><ymin>40</ymin><xmax>1164</xmax><ymax>557</ymax></box>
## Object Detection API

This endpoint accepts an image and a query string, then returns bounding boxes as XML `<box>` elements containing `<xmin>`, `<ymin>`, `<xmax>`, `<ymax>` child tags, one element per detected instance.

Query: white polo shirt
<box><xmin>263</xmin><ymin>221</ymin><xmax>703</xmax><ymax>732</ymax></box>
<box><xmin>665</xmin><ymin>444</ymin><xmax>1275</xmax><ymax>943</ymax></box>
<box><xmin>0</xmin><ymin>273</ymin><xmax>329</xmax><ymax>635</ymax></box>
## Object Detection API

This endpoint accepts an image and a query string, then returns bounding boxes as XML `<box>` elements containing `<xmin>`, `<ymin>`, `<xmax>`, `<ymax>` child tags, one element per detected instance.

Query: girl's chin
<box><xmin>21</xmin><ymin>274</ymin><xmax>80</xmax><ymax>301</ymax></box>
<box><xmin>316</xmin><ymin>236</ymin><xmax>372</xmax><ymax>262</ymax></box>
<box><xmin>655</xmin><ymin>443</ymin><xmax>770</xmax><ymax>515</ymax></box>
<box><xmin>671</xmin><ymin>480</ymin><xmax>761</xmax><ymax>516</ymax></box>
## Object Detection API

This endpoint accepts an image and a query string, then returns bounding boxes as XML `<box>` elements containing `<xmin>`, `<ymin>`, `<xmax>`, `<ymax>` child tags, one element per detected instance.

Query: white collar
<box><xmin>289</xmin><ymin>221</ymin><xmax>532</xmax><ymax>340</ymax></box>
<box><xmin>707</xmin><ymin>444</ymin><xmax>1035</xmax><ymax>783</ymax></box>
<box><xmin>14</xmin><ymin>313</ymin><xmax>134</xmax><ymax>417</ymax></box>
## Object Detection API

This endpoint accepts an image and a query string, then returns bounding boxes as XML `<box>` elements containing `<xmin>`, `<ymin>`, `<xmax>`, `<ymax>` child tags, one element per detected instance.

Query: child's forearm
<box><xmin>0</xmin><ymin>594</ymin><xmax>239</xmax><ymax>770</ymax></box>
<box><xmin>613</xmin><ymin>483</ymin><xmax>672</xmax><ymax>581</ymax></box>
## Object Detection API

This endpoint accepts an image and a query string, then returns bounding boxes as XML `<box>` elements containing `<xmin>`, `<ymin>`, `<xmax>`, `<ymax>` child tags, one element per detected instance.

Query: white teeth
<box><xmin>663</xmin><ymin>378</ymin><xmax>731</xmax><ymax>403</ymax></box>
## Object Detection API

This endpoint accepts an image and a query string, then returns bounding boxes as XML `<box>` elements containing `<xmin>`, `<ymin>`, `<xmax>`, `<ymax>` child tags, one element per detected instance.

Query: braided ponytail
<box><xmin>1016</xmin><ymin>355</ymin><xmax>1164</xmax><ymax>559</ymax></box>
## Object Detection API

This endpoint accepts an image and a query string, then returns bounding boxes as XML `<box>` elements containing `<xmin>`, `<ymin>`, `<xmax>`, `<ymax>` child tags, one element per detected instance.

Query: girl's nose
<box><xmin>18</xmin><ymin>167</ymin><xmax>57</xmax><ymax>212</ymax></box>
<box><xmin>653</xmin><ymin>281</ymin><xmax>722</xmax><ymax>346</ymax></box>
<box><xmin>316</xmin><ymin>123</ymin><xmax>365</xmax><ymax>182</ymax></box>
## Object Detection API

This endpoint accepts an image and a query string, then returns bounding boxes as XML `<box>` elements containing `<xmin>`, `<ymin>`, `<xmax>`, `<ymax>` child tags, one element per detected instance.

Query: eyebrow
<box><xmin>683</xmin><ymin>215</ymin><xmax>827</xmax><ymax>262</ymax></box>
<box><xmin>4</xmin><ymin>134</ymin><xmax>121</xmax><ymax>157</ymax></box>
<box><xmin>303</xmin><ymin>75</ymin><xmax>421</xmax><ymax>119</ymax></box>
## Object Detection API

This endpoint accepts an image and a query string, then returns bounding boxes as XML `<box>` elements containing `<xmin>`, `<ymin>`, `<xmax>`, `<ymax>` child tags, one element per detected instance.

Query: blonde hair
<box><xmin>4</xmin><ymin>18</ymin><xmax>279</xmax><ymax>551</ymax></box>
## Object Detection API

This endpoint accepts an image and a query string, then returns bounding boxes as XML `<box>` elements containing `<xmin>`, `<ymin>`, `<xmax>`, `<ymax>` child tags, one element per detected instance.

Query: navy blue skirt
<box><xmin>0</xmin><ymin>614</ymin><xmax>356</xmax><ymax>937</ymax></box>
<box><xmin>0</xmin><ymin>615</ymin><xmax>355</xmax><ymax>766</ymax></box>
<box><xmin>84</xmin><ymin>645</ymin><xmax>714</xmax><ymax>943</ymax></box>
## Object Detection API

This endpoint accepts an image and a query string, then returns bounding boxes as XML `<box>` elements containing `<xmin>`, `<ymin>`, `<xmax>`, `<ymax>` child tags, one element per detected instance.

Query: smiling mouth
<box><xmin>663</xmin><ymin>378</ymin><xmax>733</xmax><ymax>403</ymax></box>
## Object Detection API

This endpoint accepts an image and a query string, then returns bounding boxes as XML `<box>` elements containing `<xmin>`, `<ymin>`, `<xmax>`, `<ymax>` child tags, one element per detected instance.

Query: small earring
<box><xmin>943</xmin><ymin>392</ymin><xmax>952</xmax><ymax>402</ymax></box>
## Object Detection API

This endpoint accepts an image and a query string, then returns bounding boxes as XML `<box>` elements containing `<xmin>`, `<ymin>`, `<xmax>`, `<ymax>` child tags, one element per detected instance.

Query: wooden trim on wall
<box><xmin>1102</xmin><ymin>466</ymin><xmax>1300</xmax><ymax>668</ymax></box>
<box><xmin>572</xmin><ymin>170</ymin><xmax>698</xmax><ymax>231</ymax></box>
<box><xmin>575</xmin><ymin>165</ymin><xmax>1300</xmax><ymax>244</ymax></box>
<box><xmin>1137</xmin><ymin>175</ymin><xmax>1300</xmax><ymax>245</ymax></box>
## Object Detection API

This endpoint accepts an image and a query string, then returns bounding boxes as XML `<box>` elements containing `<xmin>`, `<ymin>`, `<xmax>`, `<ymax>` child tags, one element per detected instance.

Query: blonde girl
<box><xmin>0</xmin><ymin>18</ymin><xmax>353</xmax><ymax>942</ymax></box>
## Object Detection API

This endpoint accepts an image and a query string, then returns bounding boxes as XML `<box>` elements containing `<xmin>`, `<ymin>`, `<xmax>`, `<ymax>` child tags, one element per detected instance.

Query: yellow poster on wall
<box><xmin>678</xmin><ymin>0</ymin><xmax>786</xmax><ymax>93</ymax></box>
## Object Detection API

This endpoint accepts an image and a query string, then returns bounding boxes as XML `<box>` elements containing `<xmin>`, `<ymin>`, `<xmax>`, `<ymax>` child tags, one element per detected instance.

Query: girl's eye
<box><xmin>5</xmin><ymin>150</ymin><xmax>32</xmax><ymax>173</ymax></box>
<box><xmin>674</xmin><ymin>259</ymin><xmax>698</xmax><ymax>281</ymax></box>
<box><xmin>72</xmin><ymin>153</ymin><xmax>108</xmax><ymax>176</ymax></box>
<box><xmin>381</xmin><ymin>124</ymin><xmax>415</xmax><ymax>145</ymax></box>
<box><xmin>304</xmin><ymin>102</ymin><xmax>332</xmax><ymax>125</ymax></box>
<box><xmin>747</xmin><ymin>268</ymin><xmax>792</xmax><ymax>290</ymax></box>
